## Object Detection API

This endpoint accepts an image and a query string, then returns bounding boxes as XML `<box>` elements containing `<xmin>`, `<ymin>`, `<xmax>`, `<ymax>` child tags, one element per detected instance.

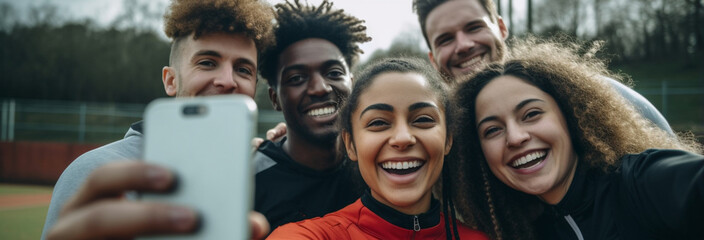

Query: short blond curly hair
<box><xmin>164</xmin><ymin>0</ymin><xmax>275</xmax><ymax>57</ymax></box>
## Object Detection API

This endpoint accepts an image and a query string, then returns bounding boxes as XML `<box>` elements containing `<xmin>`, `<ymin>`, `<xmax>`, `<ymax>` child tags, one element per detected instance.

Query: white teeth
<box><xmin>308</xmin><ymin>106</ymin><xmax>336</xmax><ymax>117</ymax></box>
<box><xmin>381</xmin><ymin>160</ymin><xmax>423</xmax><ymax>170</ymax></box>
<box><xmin>459</xmin><ymin>55</ymin><xmax>482</xmax><ymax>68</ymax></box>
<box><xmin>511</xmin><ymin>151</ymin><xmax>547</xmax><ymax>168</ymax></box>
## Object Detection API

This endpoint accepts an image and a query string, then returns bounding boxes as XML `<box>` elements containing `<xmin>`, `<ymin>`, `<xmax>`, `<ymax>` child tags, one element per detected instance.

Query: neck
<box><xmin>539</xmin><ymin>159</ymin><xmax>579</xmax><ymax>205</ymax></box>
<box><xmin>361</xmin><ymin>193</ymin><xmax>441</xmax><ymax>230</ymax></box>
<box><xmin>282</xmin><ymin>132</ymin><xmax>340</xmax><ymax>171</ymax></box>
<box><xmin>370</xmin><ymin>190</ymin><xmax>432</xmax><ymax>216</ymax></box>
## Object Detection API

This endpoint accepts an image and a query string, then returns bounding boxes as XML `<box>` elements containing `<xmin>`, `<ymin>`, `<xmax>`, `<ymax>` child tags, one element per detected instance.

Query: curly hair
<box><xmin>339</xmin><ymin>57</ymin><xmax>462</xmax><ymax>240</ymax></box>
<box><xmin>260</xmin><ymin>0</ymin><xmax>371</xmax><ymax>89</ymax></box>
<box><xmin>164</xmin><ymin>0</ymin><xmax>275</xmax><ymax>65</ymax></box>
<box><xmin>450</xmin><ymin>37</ymin><xmax>703</xmax><ymax>240</ymax></box>
<box><xmin>413</xmin><ymin>0</ymin><xmax>500</xmax><ymax>50</ymax></box>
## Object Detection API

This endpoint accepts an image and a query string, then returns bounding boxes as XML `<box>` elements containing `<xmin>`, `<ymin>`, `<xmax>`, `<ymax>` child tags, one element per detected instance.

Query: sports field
<box><xmin>0</xmin><ymin>184</ymin><xmax>53</xmax><ymax>240</ymax></box>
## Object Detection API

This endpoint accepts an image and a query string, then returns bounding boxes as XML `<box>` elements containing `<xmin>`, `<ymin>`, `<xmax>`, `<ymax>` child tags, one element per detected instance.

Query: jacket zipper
<box><xmin>411</xmin><ymin>215</ymin><xmax>420</xmax><ymax>239</ymax></box>
<box><xmin>413</xmin><ymin>215</ymin><xmax>420</xmax><ymax>231</ymax></box>
<box><xmin>564</xmin><ymin>215</ymin><xmax>584</xmax><ymax>240</ymax></box>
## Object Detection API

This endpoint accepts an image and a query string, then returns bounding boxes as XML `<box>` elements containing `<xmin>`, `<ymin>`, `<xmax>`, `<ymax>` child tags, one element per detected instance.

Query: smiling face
<box><xmin>163</xmin><ymin>32</ymin><xmax>258</xmax><ymax>98</ymax></box>
<box><xmin>475</xmin><ymin>75</ymin><xmax>577</xmax><ymax>204</ymax></box>
<box><xmin>424</xmin><ymin>0</ymin><xmax>508</xmax><ymax>78</ymax></box>
<box><xmin>343</xmin><ymin>72</ymin><xmax>451</xmax><ymax>215</ymax></box>
<box><xmin>269</xmin><ymin>38</ymin><xmax>352</xmax><ymax>144</ymax></box>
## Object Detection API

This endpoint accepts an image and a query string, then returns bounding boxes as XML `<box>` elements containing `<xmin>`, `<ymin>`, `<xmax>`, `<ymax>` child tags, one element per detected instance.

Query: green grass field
<box><xmin>0</xmin><ymin>205</ymin><xmax>50</xmax><ymax>240</ymax></box>
<box><xmin>0</xmin><ymin>184</ymin><xmax>52</xmax><ymax>240</ymax></box>
<box><xmin>0</xmin><ymin>184</ymin><xmax>53</xmax><ymax>195</ymax></box>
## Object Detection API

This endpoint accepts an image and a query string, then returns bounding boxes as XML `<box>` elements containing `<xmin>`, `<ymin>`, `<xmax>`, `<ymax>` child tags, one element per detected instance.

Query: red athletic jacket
<box><xmin>267</xmin><ymin>194</ymin><xmax>488</xmax><ymax>240</ymax></box>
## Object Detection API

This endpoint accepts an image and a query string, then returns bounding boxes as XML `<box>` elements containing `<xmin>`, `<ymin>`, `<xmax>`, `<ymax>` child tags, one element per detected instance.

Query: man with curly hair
<box><xmin>413</xmin><ymin>0</ymin><xmax>673</xmax><ymax>134</ymax></box>
<box><xmin>253</xmin><ymin>0</ymin><xmax>371</xmax><ymax>230</ymax></box>
<box><xmin>42</xmin><ymin>0</ymin><xmax>275</xmax><ymax>239</ymax></box>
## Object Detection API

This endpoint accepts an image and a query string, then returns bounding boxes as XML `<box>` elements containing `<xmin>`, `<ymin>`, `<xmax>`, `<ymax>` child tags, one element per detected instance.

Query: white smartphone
<box><xmin>140</xmin><ymin>95</ymin><xmax>257</xmax><ymax>240</ymax></box>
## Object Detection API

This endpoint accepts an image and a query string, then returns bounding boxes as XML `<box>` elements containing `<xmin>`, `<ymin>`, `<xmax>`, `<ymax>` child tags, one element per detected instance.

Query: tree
<box><xmin>0</xmin><ymin>3</ymin><xmax>170</xmax><ymax>103</ymax></box>
<box><xmin>695</xmin><ymin>0</ymin><xmax>703</xmax><ymax>55</ymax></box>
<box><xmin>508</xmin><ymin>0</ymin><xmax>513</xmax><ymax>36</ymax></box>
<box><xmin>355</xmin><ymin>30</ymin><xmax>428</xmax><ymax>72</ymax></box>
<box><xmin>0</xmin><ymin>3</ymin><xmax>14</xmax><ymax>32</ymax></box>
<box><xmin>571</xmin><ymin>0</ymin><xmax>580</xmax><ymax>37</ymax></box>
<box><xmin>527</xmin><ymin>0</ymin><xmax>533</xmax><ymax>33</ymax></box>
<box><xmin>111</xmin><ymin>0</ymin><xmax>165</xmax><ymax>32</ymax></box>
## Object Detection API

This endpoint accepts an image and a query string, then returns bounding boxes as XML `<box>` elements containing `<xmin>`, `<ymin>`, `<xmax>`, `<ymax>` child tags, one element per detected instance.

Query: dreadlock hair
<box><xmin>164</xmin><ymin>0</ymin><xmax>275</xmax><ymax>66</ymax></box>
<box><xmin>339</xmin><ymin>57</ymin><xmax>462</xmax><ymax>240</ymax></box>
<box><xmin>260</xmin><ymin>0</ymin><xmax>371</xmax><ymax>89</ymax></box>
<box><xmin>413</xmin><ymin>0</ymin><xmax>500</xmax><ymax>50</ymax></box>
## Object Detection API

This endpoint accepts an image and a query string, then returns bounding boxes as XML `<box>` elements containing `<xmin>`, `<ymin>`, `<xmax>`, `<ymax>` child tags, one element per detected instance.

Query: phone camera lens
<box><xmin>183</xmin><ymin>105</ymin><xmax>202</xmax><ymax>115</ymax></box>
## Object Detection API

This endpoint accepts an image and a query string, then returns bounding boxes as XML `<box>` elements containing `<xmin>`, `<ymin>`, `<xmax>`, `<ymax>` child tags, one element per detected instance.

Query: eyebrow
<box><xmin>360</xmin><ymin>103</ymin><xmax>393</xmax><ymax>118</ymax></box>
<box><xmin>191</xmin><ymin>50</ymin><xmax>221</xmax><ymax>61</ymax></box>
<box><xmin>476</xmin><ymin>98</ymin><xmax>545</xmax><ymax>127</ymax></box>
<box><xmin>235</xmin><ymin>57</ymin><xmax>256</xmax><ymax>68</ymax></box>
<box><xmin>191</xmin><ymin>50</ymin><xmax>256</xmax><ymax>67</ymax></box>
<box><xmin>359</xmin><ymin>102</ymin><xmax>438</xmax><ymax>119</ymax></box>
<box><xmin>433</xmin><ymin>19</ymin><xmax>485</xmax><ymax>46</ymax></box>
<box><xmin>409</xmin><ymin>102</ymin><xmax>438</xmax><ymax>112</ymax></box>
<box><xmin>281</xmin><ymin>59</ymin><xmax>346</xmax><ymax>75</ymax></box>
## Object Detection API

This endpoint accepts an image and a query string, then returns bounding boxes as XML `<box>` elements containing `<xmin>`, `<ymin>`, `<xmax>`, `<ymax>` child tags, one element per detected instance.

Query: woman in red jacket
<box><xmin>267</xmin><ymin>58</ymin><xmax>488</xmax><ymax>240</ymax></box>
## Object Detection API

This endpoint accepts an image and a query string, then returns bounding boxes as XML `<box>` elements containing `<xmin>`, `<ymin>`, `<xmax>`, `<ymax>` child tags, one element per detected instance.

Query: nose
<box><xmin>213</xmin><ymin>67</ymin><xmax>238</xmax><ymax>92</ymax></box>
<box><xmin>389</xmin><ymin>123</ymin><xmax>416</xmax><ymax>151</ymax></box>
<box><xmin>307</xmin><ymin>72</ymin><xmax>332</xmax><ymax>96</ymax></box>
<box><xmin>454</xmin><ymin>31</ymin><xmax>475</xmax><ymax>55</ymax></box>
<box><xmin>505</xmin><ymin>122</ymin><xmax>530</xmax><ymax>148</ymax></box>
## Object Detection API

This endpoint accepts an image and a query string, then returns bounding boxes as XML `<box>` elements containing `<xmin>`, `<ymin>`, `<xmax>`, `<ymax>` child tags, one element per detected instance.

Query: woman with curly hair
<box><xmin>451</xmin><ymin>39</ymin><xmax>704</xmax><ymax>240</ymax></box>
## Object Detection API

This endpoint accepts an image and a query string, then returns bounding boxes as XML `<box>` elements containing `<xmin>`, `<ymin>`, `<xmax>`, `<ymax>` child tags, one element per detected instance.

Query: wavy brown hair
<box><xmin>450</xmin><ymin>37</ymin><xmax>702</xmax><ymax>240</ymax></box>
<box><xmin>164</xmin><ymin>0</ymin><xmax>275</xmax><ymax>65</ymax></box>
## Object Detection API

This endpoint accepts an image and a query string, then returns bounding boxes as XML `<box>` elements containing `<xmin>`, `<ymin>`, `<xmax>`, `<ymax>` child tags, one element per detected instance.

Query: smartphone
<box><xmin>140</xmin><ymin>95</ymin><xmax>257</xmax><ymax>239</ymax></box>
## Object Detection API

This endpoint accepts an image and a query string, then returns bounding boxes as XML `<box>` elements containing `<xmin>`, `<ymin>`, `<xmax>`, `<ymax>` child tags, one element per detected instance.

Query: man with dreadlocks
<box><xmin>252</xmin><ymin>0</ymin><xmax>370</xmax><ymax>231</ymax></box>
<box><xmin>43</xmin><ymin>0</ymin><xmax>274</xmax><ymax>239</ymax></box>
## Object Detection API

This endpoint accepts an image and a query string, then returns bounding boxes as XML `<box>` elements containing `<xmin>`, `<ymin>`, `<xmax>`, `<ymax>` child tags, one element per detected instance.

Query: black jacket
<box><xmin>252</xmin><ymin>138</ymin><xmax>363</xmax><ymax>230</ymax></box>
<box><xmin>536</xmin><ymin>149</ymin><xmax>704</xmax><ymax>239</ymax></box>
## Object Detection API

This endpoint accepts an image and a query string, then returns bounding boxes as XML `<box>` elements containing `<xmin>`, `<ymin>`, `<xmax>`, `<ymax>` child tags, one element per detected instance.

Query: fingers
<box><xmin>61</xmin><ymin>161</ymin><xmax>174</xmax><ymax>216</ymax></box>
<box><xmin>249</xmin><ymin>211</ymin><xmax>270</xmax><ymax>240</ymax></box>
<box><xmin>251</xmin><ymin>137</ymin><xmax>265</xmax><ymax>150</ymax></box>
<box><xmin>266</xmin><ymin>122</ymin><xmax>287</xmax><ymax>141</ymax></box>
<box><xmin>47</xmin><ymin>200</ymin><xmax>198</xmax><ymax>240</ymax></box>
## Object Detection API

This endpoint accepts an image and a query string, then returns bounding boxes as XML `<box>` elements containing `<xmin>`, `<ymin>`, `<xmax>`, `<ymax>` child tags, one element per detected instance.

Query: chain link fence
<box><xmin>1</xmin><ymin>98</ymin><xmax>285</xmax><ymax>143</ymax></box>
<box><xmin>1</xmin><ymin>82</ymin><xmax>702</xmax><ymax>144</ymax></box>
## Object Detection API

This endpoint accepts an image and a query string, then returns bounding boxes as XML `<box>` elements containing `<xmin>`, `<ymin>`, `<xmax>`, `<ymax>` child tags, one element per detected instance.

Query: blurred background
<box><xmin>0</xmin><ymin>0</ymin><xmax>702</xmax><ymax>239</ymax></box>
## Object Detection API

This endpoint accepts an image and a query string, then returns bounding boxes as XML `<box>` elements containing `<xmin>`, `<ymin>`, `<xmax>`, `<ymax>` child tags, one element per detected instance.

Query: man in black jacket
<box><xmin>253</xmin><ymin>0</ymin><xmax>371</xmax><ymax>230</ymax></box>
